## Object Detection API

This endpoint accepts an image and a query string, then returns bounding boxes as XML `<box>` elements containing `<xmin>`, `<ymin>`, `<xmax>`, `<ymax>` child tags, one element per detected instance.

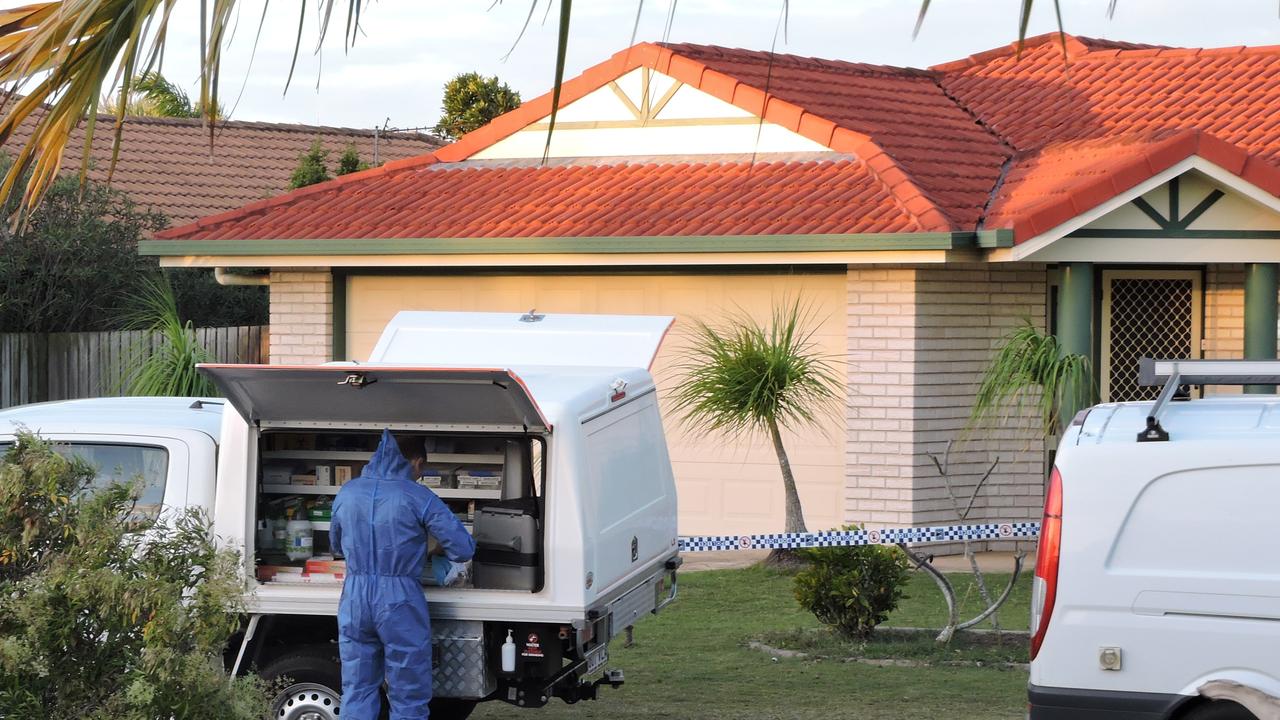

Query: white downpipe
<box><xmin>214</xmin><ymin>268</ymin><xmax>269</xmax><ymax>286</ymax></box>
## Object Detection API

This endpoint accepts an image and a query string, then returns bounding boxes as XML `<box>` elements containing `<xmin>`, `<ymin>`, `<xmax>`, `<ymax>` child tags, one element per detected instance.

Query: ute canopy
<box><xmin>369</xmin><ymin>311</ymin><xmax>674</xmax><ymax>369</ymax></box>
<box><xmin>199</xmin><ymin>365</ymin><xmax>549</xmax><ymax>432</ymax></box>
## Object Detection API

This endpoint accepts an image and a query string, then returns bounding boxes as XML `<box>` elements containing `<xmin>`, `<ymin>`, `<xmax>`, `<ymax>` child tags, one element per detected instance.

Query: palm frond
<box><xmin>668</xmin><ymin>299</ymin><xmax>842</xmax><ymax>440</ymax></box>
<box><xmin>121</xmin><ymin>276</ymin><xmax>216</xmax><ymax>398</ymax></box>
<box><xmin>967</xmin><ymin>321</ymin><xmax>1094</xmax><ymax>436</ymax></box>
<box><xmin>0</xmin><ymin>0</ymin><xmax>361</xmax><ymax>221</ymax></box>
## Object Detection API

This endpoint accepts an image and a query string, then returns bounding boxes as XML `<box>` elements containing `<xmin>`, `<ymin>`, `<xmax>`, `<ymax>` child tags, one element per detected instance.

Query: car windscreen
<box><xmin>0</xmin><ymin>441</ymin><xmax>168</xmax><ymax>518</ymax></box>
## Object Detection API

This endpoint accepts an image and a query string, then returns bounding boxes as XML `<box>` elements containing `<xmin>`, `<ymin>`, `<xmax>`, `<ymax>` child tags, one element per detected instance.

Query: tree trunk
<box><xmin>766</xmin><ymin>417</ymin><xmax>807</xmax><ymax>566</ymax></box>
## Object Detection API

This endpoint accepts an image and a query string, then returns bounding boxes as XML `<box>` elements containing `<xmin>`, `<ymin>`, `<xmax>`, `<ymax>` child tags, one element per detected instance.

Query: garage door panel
<box><xmin>346</xmin><ymin>272</ymin><xmax>845</xmax><ymax>535</ymax></box>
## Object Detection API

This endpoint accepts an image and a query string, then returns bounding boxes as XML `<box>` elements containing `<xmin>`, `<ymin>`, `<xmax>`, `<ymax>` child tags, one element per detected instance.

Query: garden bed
<box><xmin>753</xmin><ymin>626</ymin><xmax>1030</xmax><ymax>668</ymax></box>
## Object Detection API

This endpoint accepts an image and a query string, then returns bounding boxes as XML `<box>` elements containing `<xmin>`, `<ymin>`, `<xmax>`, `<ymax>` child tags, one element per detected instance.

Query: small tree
<box><xmin>336</xmin><ymin>143</ymin><xmax>369</xmax><ymax>175</ymax></box>
<box><xmin>288</xmin><ymin>140</ymin><xmax>332</xmax><ymax>190</ymax></box>
<box><xmin>671</xmin><ymin>300</ymin><xmax>840</xmax><ymax>564</ymax></box>
<box><xmin>433</xmin><ymin>72</ymin><xmax>522</xmax><ymax>140</ymax></box>
<box><xmin>122</xmin><ymin>276</ymin><xmax>218</xmax><ymax>397</ymax></box>
<box><xmin>0</xmin><ymin>433</ymin><xmax>266</xmax><ymax>718</ymax></box>
<box><xmin>0</xmin><ymin>157</ymin><xmax>166</xmax><ymax>332</ymax></box>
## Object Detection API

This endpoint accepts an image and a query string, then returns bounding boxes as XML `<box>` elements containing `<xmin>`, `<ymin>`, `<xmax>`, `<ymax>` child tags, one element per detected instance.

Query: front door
<box><xmin>1100</xmin><ymin>269</ymin><xmax>1203</xmax><ymax>403</ymax></box>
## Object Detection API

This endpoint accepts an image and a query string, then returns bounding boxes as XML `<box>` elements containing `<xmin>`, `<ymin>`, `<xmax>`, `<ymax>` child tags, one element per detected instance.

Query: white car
<box><xmin>1029</xmin><ymin>360</ymin><xmax>1280</xmax><ymax>720</ymax></box>
<box><xmin>0</xmin><ymin>311</ymin><xmax>682</xmax><ymax>720</ymax></box>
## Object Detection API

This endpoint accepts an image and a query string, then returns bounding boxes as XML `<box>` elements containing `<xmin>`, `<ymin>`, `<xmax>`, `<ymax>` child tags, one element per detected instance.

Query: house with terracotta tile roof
<box><xmin>142</xmin><ymin>33</ymin><xmax>1280</xmax><ymax>537</ymax></box>
<box><xmin>6</xmin><ymin>115</ymin><xmax>439</xmax><ymax>228</ymax></box>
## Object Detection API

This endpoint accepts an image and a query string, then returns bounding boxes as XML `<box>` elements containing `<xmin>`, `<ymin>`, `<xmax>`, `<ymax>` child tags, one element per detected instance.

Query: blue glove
<box><xmin>431</xmin><ymin>556</ymin><xmax>463</xmax><ymax>586</ymax></box>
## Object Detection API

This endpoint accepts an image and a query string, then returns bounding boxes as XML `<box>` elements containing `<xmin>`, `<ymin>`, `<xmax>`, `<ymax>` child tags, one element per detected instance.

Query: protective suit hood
<box><xmin>363</xmin><ymin>429</ymin><xmax>414</xmax><ymax>482</ymax></box>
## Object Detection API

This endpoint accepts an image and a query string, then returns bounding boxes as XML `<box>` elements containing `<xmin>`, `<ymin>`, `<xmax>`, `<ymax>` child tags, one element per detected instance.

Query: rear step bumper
<box><xmin>1028</xmin><ymin>684</ymin><xmax>1186</xmax><ymax>719</ymax></box>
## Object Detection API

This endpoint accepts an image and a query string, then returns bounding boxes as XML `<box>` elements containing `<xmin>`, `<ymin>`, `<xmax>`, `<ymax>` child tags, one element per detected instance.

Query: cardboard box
<box><xmin>419</xmin><ymin>474</ymin><xmax>444</xmax><ymax>488</ymax></box>
<box><xmin>335</xmin><ymin>465</ymin><xmax>353</xmax><ymax>485</ymax></box>
<box><xmin>315</xmin><ymin>465</ymin><xmax>333</xmax><ymax>486</ymax></box>
<box><xmin>263</xmin><ymin>464</ymin><xmax>294</xmax><ymax>484</ymax></box>
<box><xmin>291</xmin><ymin>474</ymin><xmax>317</xmax><ymax>486</ymax></box>
<box><xmin>257</xmin><ymin>565</ymin><xmax>304</xmax><ymax>582</ymax></box>
<box><xmin>305</xmin><ymin>558</ymin><xmax>346</xmax><ymax>576</ymax></box>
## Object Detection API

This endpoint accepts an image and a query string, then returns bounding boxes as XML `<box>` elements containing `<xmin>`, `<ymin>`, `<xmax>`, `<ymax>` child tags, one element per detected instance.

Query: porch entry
<box><xmin>1099</xmin><ymin>270</ymin><xmax>1203</xmax><ymax>403</ymax></box>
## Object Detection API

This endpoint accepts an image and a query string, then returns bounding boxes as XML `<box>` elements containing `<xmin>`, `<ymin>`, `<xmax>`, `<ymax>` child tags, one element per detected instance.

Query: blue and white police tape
<box><xmin>678</xmin><ymin>521</ymin><xmax>1041</xmax><ymax>553</ymax></box>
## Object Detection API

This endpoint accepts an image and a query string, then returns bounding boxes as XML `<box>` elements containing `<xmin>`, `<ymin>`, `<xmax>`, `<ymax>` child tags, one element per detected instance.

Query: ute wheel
<box><xmin>430</xmin><ymin>698</ymin><xmax>479</xmax><ymax>720</ymax></box>
<box><xmin>261</xmin><ymin>646</ymin><xmax>342</xmax><ymax>720</ymax></box>
<box><xmin>260</xmin><ymin>645</ymin><xmax>375</xmax><ymax>720</ymax></box>
<box><xmin>1181</xmin><ymin>701</ymin><xmax>1258</xmax><ymax>720</ymax></box>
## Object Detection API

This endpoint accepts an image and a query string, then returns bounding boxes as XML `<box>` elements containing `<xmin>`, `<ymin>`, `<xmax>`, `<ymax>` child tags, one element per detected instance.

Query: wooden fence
<box><xmin>0</xmin><ymin>325</ymin><xmax>268</xmax><ymax>408</ymax></box>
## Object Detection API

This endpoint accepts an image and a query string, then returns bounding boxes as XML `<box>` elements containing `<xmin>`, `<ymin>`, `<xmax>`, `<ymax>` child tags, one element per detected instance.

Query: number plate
<box><xmin>586</xmin><ymin>643</ymin><xmax>610</xmax><ymax>673</ymax></box>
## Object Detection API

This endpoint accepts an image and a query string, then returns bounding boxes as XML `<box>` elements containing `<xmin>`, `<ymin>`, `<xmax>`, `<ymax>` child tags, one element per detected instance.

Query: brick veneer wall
<box><xmin>845</xmin><ymin>263</ymin><xmax>1048</xmax><ymax>532</ymax></box>
<box><xmin>268</xmin><ymin>269</ymin><xmax>333</xmax><ymax>365</ymax></box>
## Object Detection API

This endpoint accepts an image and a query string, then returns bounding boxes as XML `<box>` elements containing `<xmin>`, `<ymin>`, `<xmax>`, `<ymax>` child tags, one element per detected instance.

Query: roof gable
<box><xmin>469</xmin><ymin>67</ymin><xmax>830</xmax><ymax>159</ymax></box>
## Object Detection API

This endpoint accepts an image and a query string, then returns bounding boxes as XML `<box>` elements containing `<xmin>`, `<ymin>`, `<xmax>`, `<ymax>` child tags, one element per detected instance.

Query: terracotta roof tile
<box><xmin>157</xmin><ymin>156</ymin><xmax>925</xmax><ymax>241</ymax></box>
<box><xmin>160</xmin><ymin>34</ymin><xmax>1280</xmax><ymax>247</ymax></box>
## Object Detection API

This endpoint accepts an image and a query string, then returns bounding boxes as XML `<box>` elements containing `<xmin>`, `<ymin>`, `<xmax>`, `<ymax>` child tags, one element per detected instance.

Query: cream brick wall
<box><xmin>269</xmin><ymin>269</ymin><xmax>333</xmax><ymax>365</ymax></box>
<box><xmin>846</xmin><ymin>264</ymin><xmax>1048</xmax><ymax>531</ymax></box>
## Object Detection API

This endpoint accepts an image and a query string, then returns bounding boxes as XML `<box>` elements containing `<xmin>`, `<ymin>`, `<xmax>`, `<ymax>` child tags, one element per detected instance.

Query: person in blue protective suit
<box><xmin>330</xmin><ymin>430</ymin><xmax>477</xmax><ymax>720</ymax></box>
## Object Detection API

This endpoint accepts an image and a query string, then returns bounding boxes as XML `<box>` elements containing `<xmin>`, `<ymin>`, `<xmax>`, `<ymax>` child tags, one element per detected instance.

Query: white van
<box><xmin>1029</xmin><ymin>359</ymin><xmax>1280</xmax><ymax>720</ymax></box>
<box><xmin>0</xmin><ymin>311</ymin><xmax>682</xmax><ymax>720</ymax></box>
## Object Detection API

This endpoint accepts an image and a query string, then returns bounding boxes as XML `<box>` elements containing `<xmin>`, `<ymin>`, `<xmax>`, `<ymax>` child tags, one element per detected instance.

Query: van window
<box><xmin>0</xmin><ymin>441</ymin><xmax>168</xmax><ymax>518</ymax></box>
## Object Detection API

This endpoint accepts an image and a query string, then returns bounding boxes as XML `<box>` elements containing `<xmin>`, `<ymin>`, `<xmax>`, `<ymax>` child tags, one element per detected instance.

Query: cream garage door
<box><xmin>345</xmin><ymin>272</ymin><xmax>846</xmax><ymax>536</ymax></box>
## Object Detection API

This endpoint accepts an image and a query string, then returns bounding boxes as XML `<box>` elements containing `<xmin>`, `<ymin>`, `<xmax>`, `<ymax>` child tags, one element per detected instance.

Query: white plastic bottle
<box><xmin>501</xmin><ymin>630</ymin><xmax>516</xmax><ymax>673</ymax></box>
<box><xmin>284</xmin><ymin>519</ymin><xmax>314</xmax><ymax>562</ymax></box>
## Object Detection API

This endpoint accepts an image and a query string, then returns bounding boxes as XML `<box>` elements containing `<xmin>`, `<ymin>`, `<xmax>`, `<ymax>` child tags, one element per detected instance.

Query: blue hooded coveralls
<box><xmin>330</xmin><ymin>430</ymin><xmax>477</xmax><ymax>719</ymax></box>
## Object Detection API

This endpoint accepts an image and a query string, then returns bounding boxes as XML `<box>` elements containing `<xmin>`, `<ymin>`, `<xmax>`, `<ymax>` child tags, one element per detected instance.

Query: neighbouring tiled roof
<box><xmin>158</xmin><ymin>33</ymin><xmax>1280</xmax><ymax>245</ymax></box>
<box><xmin>4</xmin><ymin>115</ymin><xmax>440</xmax><ymax>228</ymax></box>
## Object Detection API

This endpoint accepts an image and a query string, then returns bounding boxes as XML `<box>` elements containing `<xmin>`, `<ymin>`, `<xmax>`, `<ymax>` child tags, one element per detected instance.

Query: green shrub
<box><xmin>0</xmin><ymin>433</ymin><xmax>267</xmax><ymax>719</ymax></box>
<box><xmin>793</xmin><ymin>529</ymin><xmax>911</xmax><ymax>640</ymax></box>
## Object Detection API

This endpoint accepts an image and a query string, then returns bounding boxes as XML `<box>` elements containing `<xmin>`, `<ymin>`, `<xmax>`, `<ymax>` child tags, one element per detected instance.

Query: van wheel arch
<box><xmin>1175</xmin><ymin>700</ymin><xmax>1258</xmax><ymax>720</ymax></box>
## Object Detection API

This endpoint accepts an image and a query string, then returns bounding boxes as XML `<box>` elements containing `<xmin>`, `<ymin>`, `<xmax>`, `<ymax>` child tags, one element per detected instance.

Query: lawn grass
<box><xmin>471</xmin><ymin>565</ymin><xmax>1031</xmax><ymax>720</ymax></box>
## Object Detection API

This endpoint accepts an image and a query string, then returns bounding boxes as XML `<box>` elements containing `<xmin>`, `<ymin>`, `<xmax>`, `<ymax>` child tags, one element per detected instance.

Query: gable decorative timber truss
<box><xmin>1071</xmin><ymin>177</ymin><xmax>1280</xmax><ymax>239</ymax></box>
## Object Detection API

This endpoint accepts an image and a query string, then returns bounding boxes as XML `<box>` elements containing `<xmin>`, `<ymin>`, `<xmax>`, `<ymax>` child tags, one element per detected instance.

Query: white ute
<box><xmin>1029</xmin><ymin>359</ymin><xmax>1280</xmax><ymax>720</ymax></box>
<box><xmin>0</xmin><ymin>311</ymin><xmax>682</xmax><ymax>720</ymax></box>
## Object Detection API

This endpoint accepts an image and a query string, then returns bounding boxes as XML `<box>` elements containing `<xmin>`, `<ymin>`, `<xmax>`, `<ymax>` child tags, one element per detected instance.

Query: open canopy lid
<box><xmin>369</xmin><ymin>311</ymin><xmax>675</xmax><ymax>369</ymax></box>
<box><xmin>199</xmin><ymin>364</ymin><xmax>549</xmax><ymax>432</ymax></box>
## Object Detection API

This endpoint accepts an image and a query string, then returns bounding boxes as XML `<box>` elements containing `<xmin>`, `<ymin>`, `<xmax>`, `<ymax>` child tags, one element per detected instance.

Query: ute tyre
<box><xmin>430</xmin><ymin>698</ymin><xmax>479</xmax><ymax>720</ymax></box>
<box><xmin>1182</xmin><ymin>702</ymin><xmax>1258</xmax><ymax>720</ymax></box>
<box><xmin>260</xmin><ymin>645</ymin><xmax>383</xmax><ymax>720</ymax></box>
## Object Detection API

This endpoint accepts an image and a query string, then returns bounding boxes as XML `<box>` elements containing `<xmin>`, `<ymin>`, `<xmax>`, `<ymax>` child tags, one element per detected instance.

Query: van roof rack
<box><xmin>1136</xmin><ymin>359</ymin><xmax>1280</xmax><ymax>443</ymax></box>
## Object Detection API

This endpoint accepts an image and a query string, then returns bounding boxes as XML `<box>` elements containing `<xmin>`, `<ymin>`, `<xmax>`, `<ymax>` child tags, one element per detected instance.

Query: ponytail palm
<box><xmin>968</xmin><ymin>321</ymin><xmax>1094</xmax><ymax>437</ymax></box>
<box><xmin>122</xmin><ymin>275</ymin><xmax>216</xmax><ymax>398</ymax></box>
<box><xmin>670</xmin><ymin>300</ymin><xmax>840</xmax><ymax>560</ymax></box>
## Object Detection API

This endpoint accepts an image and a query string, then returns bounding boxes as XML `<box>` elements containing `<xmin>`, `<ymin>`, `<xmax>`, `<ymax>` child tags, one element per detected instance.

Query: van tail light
<box><xmin>1030</xmin><ymin>466</ymin><xmax>1063</xmax><ymax>661</ymax></box>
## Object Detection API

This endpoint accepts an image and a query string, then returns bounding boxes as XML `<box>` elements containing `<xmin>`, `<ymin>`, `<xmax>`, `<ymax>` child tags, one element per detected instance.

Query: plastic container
<box><xmin>501</xmin><ymin>630</ymin><xmax>516</xmax><ymax>673</ymax></box>
<box><xmin>285</xmin><ymin>519</ymin><xmax>314</xmax><ymax>561</ymax></box>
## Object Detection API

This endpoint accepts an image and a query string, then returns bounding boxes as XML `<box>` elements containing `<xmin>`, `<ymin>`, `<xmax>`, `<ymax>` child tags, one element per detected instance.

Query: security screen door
<box><xmin>1100</xmin><ymin>270</ymin><xmax>1203</xmax><ymax>403</ymax></box>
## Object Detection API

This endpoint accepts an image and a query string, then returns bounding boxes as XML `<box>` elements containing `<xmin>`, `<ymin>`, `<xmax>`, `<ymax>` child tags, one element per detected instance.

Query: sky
<box><xmin>156</xmin><ymin>0</ymin><xmax>1280</xmax><ymax>132</ymax></box>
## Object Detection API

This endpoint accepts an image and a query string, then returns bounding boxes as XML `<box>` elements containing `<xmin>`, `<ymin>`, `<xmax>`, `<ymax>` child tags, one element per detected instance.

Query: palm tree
<box><xmin>0</xmin><ymin>1</ymin><xmax>1080</xmax><ymax>216</ymax></box>
<box><xmin>968</xmin><ymin>321</ymin><xmax>1094</xmax><ymax>438</ymax></box>
<box><xmin>100</xmin><ymin>71</ymin><xmax>223</xmax><ymax>119</ymax></box>
<box><xmin>670</xmin><ymin>300</ymin><xmax>841</xmax><ymax>564</ymax></box>
<box><xmin>121</xmin><ymin>275</ymin><xmax>217</xmax><ymax>398</ymax></box>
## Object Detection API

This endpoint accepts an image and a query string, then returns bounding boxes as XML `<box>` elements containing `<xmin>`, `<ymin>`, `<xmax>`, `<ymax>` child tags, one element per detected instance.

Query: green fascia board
<box><xmin>139</xmin><ymin>232</ymin><xmax>990</xmax><ymax>257</ymax></box>
<box><xmin>1069</xmin><ymin>229</ymin><xmax>1280</xmax><ymax>239</ymax></box>
<box><xmin>976</xmin><ymin>229</ymin><xmax>1014</xmax><ymax>248</ymax></box>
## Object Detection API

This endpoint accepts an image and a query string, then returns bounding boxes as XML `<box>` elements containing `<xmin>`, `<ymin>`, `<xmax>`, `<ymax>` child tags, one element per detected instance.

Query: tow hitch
<box><xmin>559</xmin><ymin>670</ymin><xmax>625</xmax><ymax>704</ymax></box>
